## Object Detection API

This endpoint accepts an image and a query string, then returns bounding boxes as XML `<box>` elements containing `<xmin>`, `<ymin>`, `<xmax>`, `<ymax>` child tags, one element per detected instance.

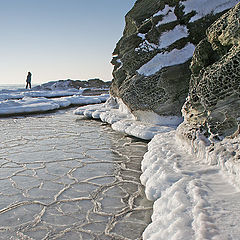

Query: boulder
<box><xmin>111</xmin><ymin>0</ymin><xmax>238</xmax><ymax>118</ymax></box>
<box><xmin>178</xmin><ymin>2</ymin><xmax>240</xmax><ymax>141</ymax></box>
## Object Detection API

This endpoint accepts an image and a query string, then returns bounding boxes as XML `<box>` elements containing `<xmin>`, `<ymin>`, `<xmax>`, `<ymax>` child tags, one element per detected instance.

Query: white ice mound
<box><xmin>112</xmin><ymin>120</ymin><xmax>174</xmax><ymax>140</ymax></box>
<box><xmin>141</xmin><ymin>130</ymin><xmax>240</xmax><ymax>240</ymax></box>
<box><xmin>62</xmin><ymin>94</ymin><xmax>109</xmax><ymax>106</ymax></box>
<box><xmin>0</xmin><ymin>88</ymin><xmax>83</xmax><ymax>101</ymax></box>
<box><xmin>0</xmin><ymin>97</ymin><xmax>60</xmax><ymax>115</ymax></box>
<box><xmin>0</xmin><ymin>94</ymin><xmax>109</xmax><ymax>116</ymax></box>
<box><xmin>140</xmin><ymin>131</ymin><xmax>195</xmax><ymax>239</ymax></box>
<box><xmin>74</xmin><ymin>97</ymin><xmax>178</xmax><ymax>140</ymax></box>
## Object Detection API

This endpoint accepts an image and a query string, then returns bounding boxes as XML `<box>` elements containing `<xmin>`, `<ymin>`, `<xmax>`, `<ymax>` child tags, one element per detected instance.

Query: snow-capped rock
<box><xmin>110</xmin><ymin>0</ymin><xmax>238</xmax><ymax>118</ymax></box>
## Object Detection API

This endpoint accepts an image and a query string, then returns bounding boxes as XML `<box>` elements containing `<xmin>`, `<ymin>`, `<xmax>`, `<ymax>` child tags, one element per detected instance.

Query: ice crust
<box><xmin>74</xmin><ymin>97</ymin><xmax>240</xmax><ymax>239</ymax></box>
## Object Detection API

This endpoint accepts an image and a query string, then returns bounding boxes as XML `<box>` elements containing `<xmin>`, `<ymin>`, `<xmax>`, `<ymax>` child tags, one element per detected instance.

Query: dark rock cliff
<box><xmin>110</xmin><ymin>0</ymin><xmax>238</xmax><ymax>118</ymax></box>
<box><xmin>178</xmin><ymin>2</ymin><xmax>240</xmax><ymax>142</ymax></box>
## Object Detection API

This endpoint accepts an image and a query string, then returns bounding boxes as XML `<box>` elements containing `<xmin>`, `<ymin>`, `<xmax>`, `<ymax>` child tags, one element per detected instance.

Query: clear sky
<box><xmin>0</xmin><ymin>0</ymin><xmax>135</xmax><ymax>85</ymax></box>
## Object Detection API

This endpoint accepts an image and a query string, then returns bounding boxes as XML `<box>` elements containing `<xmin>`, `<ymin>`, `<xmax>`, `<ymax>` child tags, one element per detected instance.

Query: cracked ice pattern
<box><xmin>0</xmin><ymin>109</ymin><xmax>152</xmax><ymax>240</ymax></box>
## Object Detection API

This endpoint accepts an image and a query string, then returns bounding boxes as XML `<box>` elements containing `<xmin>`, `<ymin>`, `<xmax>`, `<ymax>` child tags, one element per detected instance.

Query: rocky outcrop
<box><xmin>111</xmin><ymin>0</ymin><xmax>238</xmax><ymax>119</ymax></box>
<box><xmin>33</xmin><ymin>79</ymin><xmax>111</xmax><ymax>91</ymax></box>
<box><xmin>178</xmin><ymin>2</ymin><xmax>240</xmax><ymax>142</ymax></box>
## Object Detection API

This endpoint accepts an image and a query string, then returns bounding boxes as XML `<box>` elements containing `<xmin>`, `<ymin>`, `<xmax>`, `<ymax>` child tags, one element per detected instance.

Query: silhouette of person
<box><xmin>26</xmin><ymin>72</ymin><xmax>32</xmax><ymax>89</ymax></box>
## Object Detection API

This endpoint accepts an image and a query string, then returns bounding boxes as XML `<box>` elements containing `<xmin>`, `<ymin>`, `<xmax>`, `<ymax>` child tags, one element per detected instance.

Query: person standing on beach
<box><xmin>26</xmin><ymin>72</ymin><xmax>32</xmax><ymax>89</ymax></box>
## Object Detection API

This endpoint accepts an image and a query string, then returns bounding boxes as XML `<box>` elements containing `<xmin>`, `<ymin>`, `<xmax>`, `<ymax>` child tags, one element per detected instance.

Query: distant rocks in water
<box><xmin>33</xmin><ymin>78</ymin><xmax>111</xmax><ymax>95</ymax></box>
<box><xmin>111</xmin><ymin>0</ymin><xmax>238</xmax><ymax>117</ymax></box>
<box><xmin>178</xmin><ymin>2</ymin><xmax>240</xmax><ymax>141</ymax></box>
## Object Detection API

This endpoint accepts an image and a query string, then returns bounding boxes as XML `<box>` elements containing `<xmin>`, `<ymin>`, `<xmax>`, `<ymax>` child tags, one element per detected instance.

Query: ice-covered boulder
<box><xmin>178</xmin><ymin>2</ymin><xmax>240</xmax><ymax>143</ymax></box>
<box><xmin>111</xmin><ymin>0</ymin><xmax>238</xmax><ymax>117</ymax></box>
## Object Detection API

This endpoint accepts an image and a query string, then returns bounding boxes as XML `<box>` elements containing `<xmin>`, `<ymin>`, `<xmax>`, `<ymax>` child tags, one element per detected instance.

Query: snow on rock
<box><xmin>136</xmin><ymin>24</ymin><xmax>188</xmax><ymax>52</ymax></box>
<box><xmin>137</xmin><ymin>43</ymin><xmax>195</xmax><ymax>76</ymax></box>
<box><xmin>181</xmin><ymin>0</ymin><xmax>239</xmax><ymax>22</ymax></box>
<box><xmin>111</xmin><ymin>0</ymin><xmax>236</xmax><ymax>121</ymax></box>
<box><xmin>32</xmin><ymin>80</ymin><xmax>77</xmax><ymax>91</ymax></box>
<box><xmin>136</xmin><ymin>24</ymin><xmax>189</xmax><ymax>52</ymax></box>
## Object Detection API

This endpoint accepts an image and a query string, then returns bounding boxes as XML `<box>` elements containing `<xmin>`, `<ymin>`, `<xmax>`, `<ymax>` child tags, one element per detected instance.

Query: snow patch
<box><xmin>141</xmin><ymin>132</ymin><xmax>194</xmax><ymax>239</ymax></box>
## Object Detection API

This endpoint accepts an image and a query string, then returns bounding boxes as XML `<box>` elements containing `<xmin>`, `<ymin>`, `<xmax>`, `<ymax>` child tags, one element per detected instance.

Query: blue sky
<box><xmin>0</xmin><ymin>0</ymin><xmax>135</xmax><ymax>84</ymax></box>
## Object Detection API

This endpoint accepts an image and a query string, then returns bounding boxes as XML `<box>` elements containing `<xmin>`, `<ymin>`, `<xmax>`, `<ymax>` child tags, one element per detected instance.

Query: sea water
<box><xmin>0</xmin><ymin>109</ymin><xmax>152</xmax><ymax>239</ymax></box>
<box><xmin>0</xmin><ymin>84</ymin><xmax>25</xmax><ymax>90</ymax></box>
